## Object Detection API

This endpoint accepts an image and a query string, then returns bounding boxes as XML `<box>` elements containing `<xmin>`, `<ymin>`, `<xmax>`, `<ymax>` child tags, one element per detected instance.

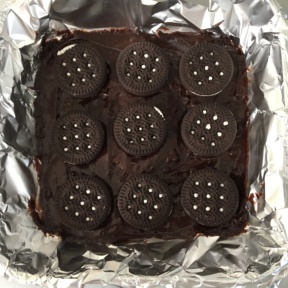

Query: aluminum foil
<box><xmin>0</xmin><ymin>0</ymin><xmax>288</xmax><ymax>287</ymax></box>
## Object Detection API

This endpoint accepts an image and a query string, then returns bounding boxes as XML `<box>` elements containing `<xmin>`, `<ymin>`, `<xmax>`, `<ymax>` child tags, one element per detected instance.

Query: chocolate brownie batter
<box><xmin>30</xmin><ymin>28</ymin><xmax>249</xmax><ymax>245</ymax></box>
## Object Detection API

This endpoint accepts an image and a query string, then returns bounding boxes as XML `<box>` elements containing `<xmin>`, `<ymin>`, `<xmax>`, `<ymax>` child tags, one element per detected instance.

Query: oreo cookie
<box><xmin>54</xmin><ymin>42</ymin><xmax>107</xmax><ymax>97</ymax></box>
<box><xmin>113</xmin><ymin>103</ymin><xmax>167</xmax><ymax>156</ymax></box>
<box><xmin>179</xmin><ymin>43</ymin><xmax>234</xmax><ymax>96</ymax></box>
<box><xmin>53</xmin><ymin>111</ymin><xmax>104</xmax><ymax>164</ymax></box>
<box><xmin>55</xmin><ymin>176</ymin><xmax>111</xmax><ymax>231</ymax></box>
<box><xmin>117</xmin><ymin>174</ymin><xmax>173</xmax><ymax>230</ymax></box>
<box><xmin>116</xmin><ymin>42</ymin><xmax>169</xmax><ymax>96</ymax></box>
<box><xmin>181</xmin><ymin>103</ymin><xmax>237</xmax><ymax>156</ymax></box>
<box><xmin>181</xmin><ymin>169</ymin><xmax>239</xmax><ymax>227</ymax></box>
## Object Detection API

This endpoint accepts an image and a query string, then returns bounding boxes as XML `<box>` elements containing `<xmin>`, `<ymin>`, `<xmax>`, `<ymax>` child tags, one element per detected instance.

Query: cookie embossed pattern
<box><xmin>32</xmin><ymin>28</ymin><xmax>249</xmax><ymax>244</ymax></box>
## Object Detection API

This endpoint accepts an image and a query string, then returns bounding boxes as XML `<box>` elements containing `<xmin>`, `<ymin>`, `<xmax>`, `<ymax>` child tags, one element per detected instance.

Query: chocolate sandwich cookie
<box><xmin>117</xmin><ymin>174</ymin><xmax>173</xmax><ymax>230</ymax></box>
<box><xmin>116</xmin><ymin>42</ymin><xmax>169</xmax><ymax>96</ymax></box>
<box><xmin>54</xmin><ymin>42</ymin><xmax>107</xmax><ymax>97</ymax></box>
<box><xmin>181</xmin><ymin>103</ymin><xmax>237</xmax><ymax>156</ymax></box>
<box><xmin>181</xmin><ymin>168</ymin><xmax>239</xmax><ymax>227</ymax></box>
<box><xmin>179</xmin><ymin>43</ymin><xmax>234</xmax><ymax>96</ymax></box>
<box><xmin>113</xmin><ymin>103</ymin><xmax>167</xmax><ymax>156</ymax></box>
<box><xmin>55</xmin><ymin>176</ymin><xmax>112</xmax><ymax>231</ymax></box>
<box><xmin>52</xmin><ymin>111</ymin><xmax>105</xmax><ymax>164</ymax></box>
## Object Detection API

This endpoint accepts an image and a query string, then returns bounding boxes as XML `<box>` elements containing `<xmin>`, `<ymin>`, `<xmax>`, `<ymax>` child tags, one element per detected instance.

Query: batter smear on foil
<box><xmin>30</xmin><ymin>28</ymin><xmax>249</xmax><ymax>244</ymax></box>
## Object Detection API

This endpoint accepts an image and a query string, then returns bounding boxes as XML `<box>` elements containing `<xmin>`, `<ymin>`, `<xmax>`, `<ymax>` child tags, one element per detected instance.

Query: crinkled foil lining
<box><xmin>0</xmin><ymin>0</ymin><xmax>288</xmax><ymax>287</ymax></box>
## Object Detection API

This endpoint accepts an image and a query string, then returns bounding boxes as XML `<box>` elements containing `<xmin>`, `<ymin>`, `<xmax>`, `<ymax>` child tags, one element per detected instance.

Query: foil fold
<box><xmin>0</xmin><ymin>0</ymin><xmax>288</xmax><ymax>287</ymax></box>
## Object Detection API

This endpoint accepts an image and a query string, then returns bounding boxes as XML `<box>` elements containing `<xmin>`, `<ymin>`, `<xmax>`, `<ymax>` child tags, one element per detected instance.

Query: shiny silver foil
<box><xmin>0</xmin><ymin>0</ymin><xmax>288</xmax><ymax>287</ymax></box>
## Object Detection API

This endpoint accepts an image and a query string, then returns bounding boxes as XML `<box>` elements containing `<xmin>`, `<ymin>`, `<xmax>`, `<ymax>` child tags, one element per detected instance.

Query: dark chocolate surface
<box><xmin>31</xmin><ymin>28</ymin><xmax>249</xmax><ymax>245</ymax></box>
